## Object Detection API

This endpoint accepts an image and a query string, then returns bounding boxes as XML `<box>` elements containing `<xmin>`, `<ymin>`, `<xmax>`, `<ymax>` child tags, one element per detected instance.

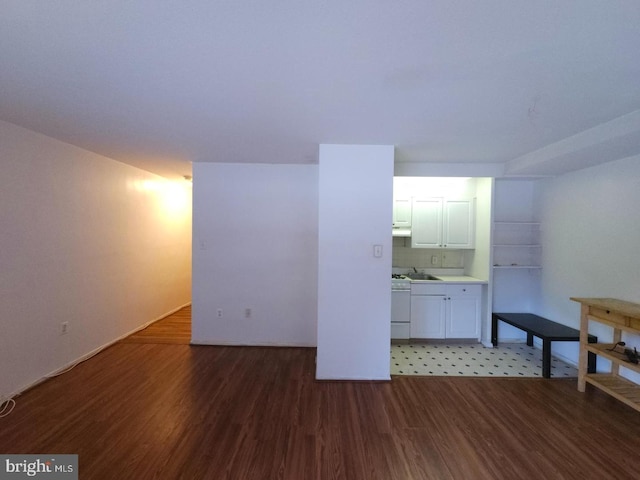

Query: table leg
<box><xmin>587</xmin><ymin>351</ymin><xmax>596</xmax><ymax>374</ymax></box>
<box><xmin>542</xmin><ymin>339</ymin><xmax>551</xmax><ymax>378</ymax></box>
<box><xmin>526</xmin><ymin>333</ymin><xmax>534</xmax><ymax>347</ymax></box>
<box><xmin>577</xmin><ymin>305</ymin><xmax>589</xmax><ymax>392</ymax></box>
<box><xmin>491</xmin><ymin>314</ymin><xmax>498</xmax><ymax>346</ymax></box>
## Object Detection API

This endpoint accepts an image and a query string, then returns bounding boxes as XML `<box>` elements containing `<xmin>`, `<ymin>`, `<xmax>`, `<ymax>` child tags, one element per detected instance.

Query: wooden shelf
<box><xmin>585</xmin><ymin>374</ymin><xmax>640</xmax><ymax>411</ymax></box>
<box><xmin>572</xmin><ymin>297</ymin><xmax>640</xmax><ymax>413</ymax></box>
<box><xmin>585</xmin><ymin>344</ymin><xmax>640</xmax><ymax>376</ymax></box>
<box><xmin>493</xmin><ymin>221</ymin><xmax>540</xmax><ymax>225</ymax></box>
<box><xmin>492</xmin><ymin>222</ymin><xmax>541</xmax><ymax>270</ymax></box>
<box><xmin>493</xmin><ymin>244</ymin><xmax>541</xmax><ymax>248</ymax></box>
<box><xmin>493</xmin><ymin>265</ymin><xmax>542</xmax><ymax>269</ymax></box>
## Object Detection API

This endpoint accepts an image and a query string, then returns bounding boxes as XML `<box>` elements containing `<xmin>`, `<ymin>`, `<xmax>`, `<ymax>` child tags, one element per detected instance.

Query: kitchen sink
<box><xmin>406</xmin><ymin>273</ymin><xmax>441</xmax><ymax>281</ymax></box>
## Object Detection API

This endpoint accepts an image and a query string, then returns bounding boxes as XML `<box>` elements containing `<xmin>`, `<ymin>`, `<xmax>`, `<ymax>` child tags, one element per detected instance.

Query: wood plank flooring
<box><xmin>120</xmin><ymin>305</ymin><xmax>191</xmax><ymax>344</ymax></box>
<box><xmin>2</xmin><ymin>343</ymin><xmax>640</xmax><ymax>479</ymax></box>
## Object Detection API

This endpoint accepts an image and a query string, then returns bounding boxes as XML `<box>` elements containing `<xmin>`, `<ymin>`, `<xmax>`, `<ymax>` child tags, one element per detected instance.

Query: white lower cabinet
<box><xmin>410</xmin><ymin>283</ymin><xmax>480</xmax><ymax>339</ymax></box>
<box><xmin>445</xmin><ymin>285</ymin><xmax>481</xmax><ymax>338</ymax></box>
<box><xmin>410</xmin><ymin>292</ymin><xmax>446</xmax><ymax>338</ymax></box>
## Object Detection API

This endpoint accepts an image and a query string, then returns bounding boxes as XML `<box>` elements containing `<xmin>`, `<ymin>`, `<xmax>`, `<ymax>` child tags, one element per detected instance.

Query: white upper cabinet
<box><xmin>392</xmin><ymin>197</ymin><xmax>412</xmax><ymax>228</ymax></box>
<box><xmin>411</xmin><ymin>198</ymin><xmax>443</xmax><ymax>248</ymax></box>
<box><xmin>411</xmin><ymin>197</ymin><xmax>475</xmax><ymax>249</ymax></box>
<box><xmin>443</xmin><ymin>199</ymin><xmax>475</xmax><ymax>249</ymax></box>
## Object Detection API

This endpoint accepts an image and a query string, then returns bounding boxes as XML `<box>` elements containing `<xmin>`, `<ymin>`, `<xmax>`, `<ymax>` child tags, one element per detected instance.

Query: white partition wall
<box><xmin>316</xmin><ymin>144</ymin><xmax>394</xmax><ymax>380</ymax></box>
<box><xmin>191</xmin><ymin>163</ymin><xmax>318</xmax><ymax>347</ymax></box>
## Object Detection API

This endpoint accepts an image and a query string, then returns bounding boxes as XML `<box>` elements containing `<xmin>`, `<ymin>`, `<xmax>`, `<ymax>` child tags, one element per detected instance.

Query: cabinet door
<box><xmin>410</xmin><ymin>295</ymin><xmax>446</xmax><ymax>338</ymax></box>
<box><xmin>411</xmin><ymin>198</ymin><xmax>443</xmax><ymax>248</ymax></box>
<box><xmin>445</xmin><ymin>286</ymin><xmax>480</xmax><ymax>338</ymax></box>
<box><xmin>443</xmin><ymin>199</ymin><xmax>474</xmax><ymax>249</ymax></box>
<box><xmin>392</xmin><ymin>198</ymin><xmax>412</xmax><ymax>228</ymax></box>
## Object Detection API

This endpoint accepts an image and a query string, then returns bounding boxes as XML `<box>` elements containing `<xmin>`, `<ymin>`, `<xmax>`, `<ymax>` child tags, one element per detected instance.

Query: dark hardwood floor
<box><xmin>2</xmin><ymin>343</ymin><xmax>640</xmax><ymax>479</ymax></box>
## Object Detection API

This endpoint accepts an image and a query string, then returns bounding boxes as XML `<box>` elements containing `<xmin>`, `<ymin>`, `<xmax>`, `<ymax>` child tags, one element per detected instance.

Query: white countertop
<box><xmin>391</xmin><ymin>268</ymin><xmax>488</xmax><ymax>284</ymax></box>
<box><xmin>432</xmin><ymin>275</ymin><xmax>487</xmax><ymax>284</ymax></box>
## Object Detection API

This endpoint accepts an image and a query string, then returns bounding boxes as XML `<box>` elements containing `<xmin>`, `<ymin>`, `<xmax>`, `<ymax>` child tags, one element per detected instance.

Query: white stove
<box><xmin>391</xmin><ymin>274</ymin><xmax>411</xmax><ymax>291</ymax></box>
<box><xmin>391</xmin><ymin>274</ymin><xmax>411</xmax><ymax>339</ymax></box>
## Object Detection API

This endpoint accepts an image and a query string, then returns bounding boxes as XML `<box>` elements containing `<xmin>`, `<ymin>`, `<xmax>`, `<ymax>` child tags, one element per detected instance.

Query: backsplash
<box><xmin>392</xmin><ymin>237</ymin><xmax>464</xmax><ymax>269</ymax></box>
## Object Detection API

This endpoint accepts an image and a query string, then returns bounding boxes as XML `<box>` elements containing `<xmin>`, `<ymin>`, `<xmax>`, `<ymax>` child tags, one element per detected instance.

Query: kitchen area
<box><xmin>390</xmin><ymin>177</ymin><xmax>492</xmax><ymax>362</ymax></box>
<box><xmin>388</xmin><ymin>176</ymin><xmax>582</xmax><ymax>379</ymax></box>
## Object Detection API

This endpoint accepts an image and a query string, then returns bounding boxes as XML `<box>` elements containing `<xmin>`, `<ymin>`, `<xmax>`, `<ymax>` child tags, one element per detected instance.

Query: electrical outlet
<box><xmin>245</xmin><ymin>308</ymin><xmax>252</xmax><ymax>318</ymax></box>
<box><xmin>217</xmin><ymin>309</ymin><xmax>223</xmax><ymax>318</ymax></box>
<box><xmin>60</xmin><ymin>321</ymin><xmax>69</xmax><ymax>335</ymax></box>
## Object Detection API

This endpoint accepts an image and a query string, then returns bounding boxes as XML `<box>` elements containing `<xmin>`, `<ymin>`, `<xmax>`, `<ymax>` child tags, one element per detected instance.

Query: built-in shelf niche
<box><xmin>492</xmin><ymin>221</ymin><xmax>541</xmax><ymax>269</ymax></box>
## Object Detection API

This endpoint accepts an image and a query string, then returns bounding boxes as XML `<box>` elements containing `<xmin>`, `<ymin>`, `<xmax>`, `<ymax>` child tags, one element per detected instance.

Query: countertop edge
<box><xmin>412</xmin><ymin>276</ymin><xmax>488</xmax><ymax>284</ymax></box>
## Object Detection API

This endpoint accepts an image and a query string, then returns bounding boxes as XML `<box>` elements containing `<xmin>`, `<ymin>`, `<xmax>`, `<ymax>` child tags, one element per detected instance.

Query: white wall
<box><xmin>536</xmin><ymin>155</ymin><xmax>640</xmax><ymax>371</ymax></box>
<box><xmin>494</xmin><ymin>179</ymin><xmax>540</xmax><ymax>223</ymax></box>
<box><xmin>465</xmin><ymin>177</ymin><xmax>492</xmax><ymax>281</ymax></box>
<box><xmin>467</xmin><ymin>177</ymin><xmax>492</xmax><ymax>344</ymax></box>
<box><xmin>191</xmin><ymin>163</ymin><xmax>318</xmax><ymax>346</ymax></box>
<box><xmin>0</xmin><ymin>120</ymin><xmax>192</xmax><ymax>399</ymax></box>
<box><xmin>316</xmin><ymin>144</ymin><xmax>394</xmax><ymax>380</ymax></box>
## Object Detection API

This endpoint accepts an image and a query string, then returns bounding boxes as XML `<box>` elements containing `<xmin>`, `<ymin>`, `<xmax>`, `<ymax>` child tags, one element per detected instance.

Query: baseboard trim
<box><xmin>315</xmin><ymin>375</ymin><xmax>391</xmax><ymax>381</ymax></box>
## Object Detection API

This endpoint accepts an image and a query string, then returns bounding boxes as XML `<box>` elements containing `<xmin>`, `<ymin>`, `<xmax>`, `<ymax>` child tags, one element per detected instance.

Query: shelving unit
<box><xmin>492</xmin><ymin>222</ymin><xmax>541</xmax><ymax>269</ymax></box>
<box><xmin>491</xmin><ymin>178</ymin><xmax>543</xmax><ymax>317</ymax></box>
<box><xmin>571</xmin><ymin>297</ymin><xmax>640</xmax><ymax>412</ymax></box>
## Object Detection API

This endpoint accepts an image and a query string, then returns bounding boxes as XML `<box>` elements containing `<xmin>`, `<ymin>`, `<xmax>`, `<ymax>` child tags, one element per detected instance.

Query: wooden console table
<box><xmin>571</xmin><ymin>297</ymin><xmax>640</xmax><ymax>412</ymax></box>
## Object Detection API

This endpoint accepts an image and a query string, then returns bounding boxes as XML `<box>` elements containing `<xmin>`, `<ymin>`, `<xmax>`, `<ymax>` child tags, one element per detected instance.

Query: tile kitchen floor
<box><xmin>390</xmin><ymin>343</ymin><xmax>578</xmax><ymax>378</ymax></box>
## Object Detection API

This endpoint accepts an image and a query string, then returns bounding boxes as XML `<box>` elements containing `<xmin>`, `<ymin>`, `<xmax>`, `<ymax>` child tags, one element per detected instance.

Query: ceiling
<box><xmin>1</xmin><ymin>1</ymin><xmax>639</xmax><ymax>180</ymax></box>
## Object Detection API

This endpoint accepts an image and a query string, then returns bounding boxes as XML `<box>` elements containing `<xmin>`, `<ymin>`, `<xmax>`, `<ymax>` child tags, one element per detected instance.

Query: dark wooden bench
<box><xmin>491</xmin><ymin>312</ymin><xmax>597</xmax><ymax>378</ymax></box>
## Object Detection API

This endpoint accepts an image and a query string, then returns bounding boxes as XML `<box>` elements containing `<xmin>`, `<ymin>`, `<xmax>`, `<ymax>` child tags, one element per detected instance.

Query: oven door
<box><xmin>391</xmin><ymin>288</ymin><xmax>411</xmax><ymax>339</ymax></box>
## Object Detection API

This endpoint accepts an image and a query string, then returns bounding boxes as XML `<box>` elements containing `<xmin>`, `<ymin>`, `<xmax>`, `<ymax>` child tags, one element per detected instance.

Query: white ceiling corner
<box><xmin>504</xmin><ymin>110</ymin><xmax>640</xmax><ymax>176</ymax></box>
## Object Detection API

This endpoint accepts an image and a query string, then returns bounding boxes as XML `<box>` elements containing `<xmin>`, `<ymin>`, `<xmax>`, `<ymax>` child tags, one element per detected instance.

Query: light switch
<box><xmin>373</xmin><ymin>244</ymin><xmax>383</xmax><ymax>258</ymax></box>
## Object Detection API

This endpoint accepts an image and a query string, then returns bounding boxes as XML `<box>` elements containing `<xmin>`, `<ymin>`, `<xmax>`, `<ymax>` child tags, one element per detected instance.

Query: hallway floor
<box><xmin>120</xmin><ymin>305</ymin><xmax>191</xmax><ymax>344</ymax></box>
